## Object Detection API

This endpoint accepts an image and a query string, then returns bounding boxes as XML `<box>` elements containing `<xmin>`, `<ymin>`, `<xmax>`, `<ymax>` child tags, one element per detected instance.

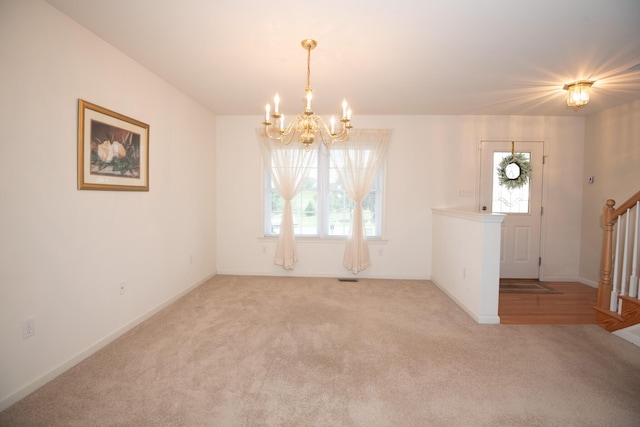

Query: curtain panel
<box><xmin>257</xmin><ymin>130</ymin><xmax>316</xmax><ymax>269</ymax></box>
<box><xmin>329</xmin><ymin>129</ymin><xmax>391</xmax><ymax>273</ymax></box>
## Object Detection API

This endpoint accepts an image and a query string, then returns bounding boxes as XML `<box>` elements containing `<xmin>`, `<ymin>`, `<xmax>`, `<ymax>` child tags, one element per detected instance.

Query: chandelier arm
<box><xmin>267</xmin><ymin>115</ymin><xmax>309</xmax><ymax>145</ymax></box>
<box><xmin>282</xmin><ymin>116</ymin><xmax>299</xmax><ymax>136</ymax></box>
<box><xmin>315</xmin><ymin>115</ymin><xmax>349</xmax><ymax>145</ymax></box>
<box><xmin>264</xmin><ymin>122</ymin><xmax>295</xmax><ymax>145</ymax></box>
<box><xmin>323</xmin><ymin>116</ymin><xmax>349</xmax><ymax>141</ymax></box>
<box><xmin>281</xmin><ymin>131</ymin><xmax>296</xmax><ymax>146</ymax></box>
<box><xmin>317</xmin><ymin>116</ymin><xmax>334</xmax><ymax>139</ymax></box>
<box><xmin>334</xmin><ymin>128</ymin><xmax>350</xmax><ymax>142</ymax></box>
<box><xmin>263</xmin><ymin>125</ymin><xmax>281</xmax><ymax>141</ymax></box>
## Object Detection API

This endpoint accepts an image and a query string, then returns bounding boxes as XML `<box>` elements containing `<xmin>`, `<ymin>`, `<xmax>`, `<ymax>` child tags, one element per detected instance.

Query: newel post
<box><xmin>597</xmin><ymin>199</ymin><xmax>616</xmax><ymax>310</ymax></box>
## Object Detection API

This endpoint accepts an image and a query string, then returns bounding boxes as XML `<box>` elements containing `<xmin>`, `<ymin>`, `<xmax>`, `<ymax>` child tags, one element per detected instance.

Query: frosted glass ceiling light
<box><xmin>563</xmin><ymin>80</ymin><xmax>594</xmax><ymax>110</ymax></box>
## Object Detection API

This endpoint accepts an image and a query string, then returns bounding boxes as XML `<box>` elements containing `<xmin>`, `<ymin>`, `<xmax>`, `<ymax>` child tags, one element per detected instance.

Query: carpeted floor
<box><xmin>1</xmin><ymin>275</ymin><xmax>639</xmax><ymax>426</ymax></box>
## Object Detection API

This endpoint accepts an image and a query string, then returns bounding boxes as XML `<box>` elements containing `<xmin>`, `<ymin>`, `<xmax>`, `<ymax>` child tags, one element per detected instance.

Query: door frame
<box><xmin>476</xmin><ymin>138</ymin><xmax>546</xmax><ymax>279</ymax></box>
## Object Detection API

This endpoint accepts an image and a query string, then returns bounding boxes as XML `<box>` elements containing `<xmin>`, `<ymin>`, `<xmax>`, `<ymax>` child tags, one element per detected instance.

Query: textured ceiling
<box><xmin>45</xmin><ymin>0</ymin><xmax>640</xmax><ymax>117</ymax></box>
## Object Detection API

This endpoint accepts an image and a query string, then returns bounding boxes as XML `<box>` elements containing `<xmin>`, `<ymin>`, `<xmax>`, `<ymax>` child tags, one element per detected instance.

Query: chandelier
<box><xmin>563</xmin><ymin>80</ymin><xmax>594</xmax><ymax>110</ymax></box>
<box><xmin>262</xmin><ymin>39</ymin><xmax>352</xmax><ymax>147</ymax></box>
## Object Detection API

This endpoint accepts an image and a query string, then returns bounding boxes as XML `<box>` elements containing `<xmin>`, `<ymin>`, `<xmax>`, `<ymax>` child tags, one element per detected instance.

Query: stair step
<box><xmin>619</xmin><ymin>296</ymin><xmax>640</xmax><ymax>326</ymax></box>
<box><xmin>595</xmin><ymin>297</ymin><xmax>640</xmax><ymax>332</ymax></box>
<box><xmin>620</xmin><ymin>295</ymin><xmax>640</xmax><ymax>308</ymax></box>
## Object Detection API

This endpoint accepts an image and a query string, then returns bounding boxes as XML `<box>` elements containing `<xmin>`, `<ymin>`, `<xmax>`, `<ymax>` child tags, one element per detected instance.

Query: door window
<box><xmin>491</xmin><ymin>152</ymin><xmax>531</xmax><ymax>214</ymax></box>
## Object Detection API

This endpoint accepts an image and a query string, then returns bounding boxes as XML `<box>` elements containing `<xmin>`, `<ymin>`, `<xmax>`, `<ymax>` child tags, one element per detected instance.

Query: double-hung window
<box><xmin>264</xmin><ymin>145</ymin><xmax>383</xmax><ymax>237</ymax></box>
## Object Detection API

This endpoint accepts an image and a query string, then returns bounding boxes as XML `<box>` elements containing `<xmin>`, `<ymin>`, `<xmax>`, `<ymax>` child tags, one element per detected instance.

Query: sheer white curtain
<box><xmin>329</xmin><ymin>129</ymin><xmax>390</xmax><ymax>273</ymax></box>
<box><xmin>257</xmin><ymin>130</ymin><xmax>316</xmax><ymax>269</ymax></box>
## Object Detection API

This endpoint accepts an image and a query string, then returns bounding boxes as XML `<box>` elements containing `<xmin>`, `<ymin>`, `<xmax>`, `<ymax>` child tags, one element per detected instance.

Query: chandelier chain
<box><xmin>306</xmin><ymin>45</ymin><xmax>311</xmax><ymax>91</ymax></box>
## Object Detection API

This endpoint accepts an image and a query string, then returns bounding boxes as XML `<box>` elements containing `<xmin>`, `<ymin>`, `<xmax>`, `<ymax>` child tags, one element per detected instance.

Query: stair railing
<box><xmin>596</xmin><ymin>190</ymin><xmax>640</xmax><ymax>318</ymax></box>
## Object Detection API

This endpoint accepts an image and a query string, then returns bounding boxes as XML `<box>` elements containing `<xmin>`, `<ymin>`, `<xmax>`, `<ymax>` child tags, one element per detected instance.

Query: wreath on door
<box><xmin>497</xmin><ymin>149</ymin><xmax>531</xmax><ymax>190</ymax></box>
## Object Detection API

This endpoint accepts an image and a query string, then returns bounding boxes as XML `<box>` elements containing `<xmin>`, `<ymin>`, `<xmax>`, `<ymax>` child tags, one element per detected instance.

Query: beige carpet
<box><xmin>1</xmin><ymin>275</ymin><xmax>640</xmax><ymax>426</ymax></box>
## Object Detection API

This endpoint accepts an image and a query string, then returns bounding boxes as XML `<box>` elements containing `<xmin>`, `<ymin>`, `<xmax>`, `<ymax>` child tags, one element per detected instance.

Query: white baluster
<box><xmin>629</xmin><ymin>201</ymin><xmax>639</xmax><ymax>298</ymax></box>
<box><xmin>621</xmin><ymin>208</ymin><xmax>631</xmax><ymax>297</ymax></box>
<box><xmin>610</xmin><ymin>222</ymin><xmax>621</xmax><ymax>312</ymax></box>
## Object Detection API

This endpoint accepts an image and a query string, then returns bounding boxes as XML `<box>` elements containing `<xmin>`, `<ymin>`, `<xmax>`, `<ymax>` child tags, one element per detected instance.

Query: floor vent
<box><xmin>338</xmin><ymin>278</ymin><xmax>358</xmax><ymax>282</ymax></box>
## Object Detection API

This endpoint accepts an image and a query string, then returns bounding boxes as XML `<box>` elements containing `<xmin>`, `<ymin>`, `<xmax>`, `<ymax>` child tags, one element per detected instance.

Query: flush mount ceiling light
<box><xmin>262</xmin><ymin>39</ymin><xmax>352</xmax><ymax>148</ymax></box>
<box><xmin>563</xmin><ymin>80</ymin><xmax>595</xmax><ymax>110</ymax></box>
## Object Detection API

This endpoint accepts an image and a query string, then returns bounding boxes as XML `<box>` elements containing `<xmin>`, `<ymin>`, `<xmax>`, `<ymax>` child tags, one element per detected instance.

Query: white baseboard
<box><xmin>215</xmin><ymin>270</ymin><xmax>429</xmax><ymax>281</ymax></box>
<box><xmin>0</xmin><ymin>273</ymin><xmax>215</xmax><ymax>412</ymax></box>
<box><xmin>613</xmin><ymin>324</ymin><xmax>640</xmax><ymax>348</ymax></box>
<box><xmin>430</xmin><ymin>278</ymin><xmax>500</xmax><ymax>325</ymax></box>
<box><xmin>540</xmin><ymin>275</ymin><xmax>578</xmax><ymax>282</ymax></box>
<box><xmin>538</xmin><ymin>275</ymin><xmax>599</xmax><ymax>288</ymax></box>
<box><xmin>578</xmin><ymin>277</ymin><xmax>599</xmax><ymax>288</ymax></box>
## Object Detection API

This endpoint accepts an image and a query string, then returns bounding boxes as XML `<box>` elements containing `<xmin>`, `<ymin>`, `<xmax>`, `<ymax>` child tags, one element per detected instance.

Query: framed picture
<box><xmin>77</xmin><ymin>99</ymin><xmax>149</xmax><ymax>191</ymax></box>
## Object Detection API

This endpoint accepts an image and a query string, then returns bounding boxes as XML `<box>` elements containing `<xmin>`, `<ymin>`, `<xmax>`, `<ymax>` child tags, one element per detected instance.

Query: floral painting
<box><xmin>90</xmin><ymin>121</ymin><xmax>141</xmax><ymax>178</ymax></box>
<box><xmin>78</xmin><ymin>99</ymin><xmax>149</xmax><ymax>191</ymax></box>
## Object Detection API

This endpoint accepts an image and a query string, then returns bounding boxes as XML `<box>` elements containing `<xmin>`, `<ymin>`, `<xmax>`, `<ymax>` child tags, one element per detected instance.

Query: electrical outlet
<box><xmin>189</xmin><ymin>254</ymin><xmax>193</xmax><ymax>264</ymax></box>
<box><xmin>22</xmin><ymin>318</ymin><xmax>35</xmax><ymax>339</ymax></box>
<box><xmin>378</xmin><ymin>248</ymin><xmax>384</xmax><ymax>256</ymax></box>
<box><xmin>119</xmin><ymin>281</ymin><xmax>126</xmax><ymax>295</ymax></box>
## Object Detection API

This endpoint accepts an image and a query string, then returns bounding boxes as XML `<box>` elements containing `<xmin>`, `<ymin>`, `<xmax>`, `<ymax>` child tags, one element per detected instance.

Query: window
<box><xmin>264</xmin><ymin>146</ymin><xmax>383</xmax><ymax>237</ymax></box>
<box><xmin>491</xmin><ymin>151</ymin><xmax>531</xmax><ymax>213</ymax></box>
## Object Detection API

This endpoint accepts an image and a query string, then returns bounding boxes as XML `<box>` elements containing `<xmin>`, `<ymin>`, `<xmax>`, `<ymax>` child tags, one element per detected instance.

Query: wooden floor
<box><xmin>498</xmin><ymin>281</ymin><xmax>598</xmax><ymax>324</ymax></box>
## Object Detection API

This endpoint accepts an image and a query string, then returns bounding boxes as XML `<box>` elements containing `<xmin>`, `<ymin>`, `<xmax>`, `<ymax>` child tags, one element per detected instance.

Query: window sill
<box><xmin>258</xmin><ymin>235</ymin><xmax>388</xmax><ymax>244</ymax></box>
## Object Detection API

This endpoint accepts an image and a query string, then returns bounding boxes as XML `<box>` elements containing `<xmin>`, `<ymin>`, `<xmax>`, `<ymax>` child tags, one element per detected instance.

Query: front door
<box><xmin>480</xmin><ymin>140</ymin><xmax>543</xmax><ymax>279</ymax></box>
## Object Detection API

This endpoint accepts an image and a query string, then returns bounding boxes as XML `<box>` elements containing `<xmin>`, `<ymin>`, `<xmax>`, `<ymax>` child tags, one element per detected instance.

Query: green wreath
<box><xmin>497</xmin><ymin>153</ymin><xmax>531</xmax><ymax>189</ymax></box>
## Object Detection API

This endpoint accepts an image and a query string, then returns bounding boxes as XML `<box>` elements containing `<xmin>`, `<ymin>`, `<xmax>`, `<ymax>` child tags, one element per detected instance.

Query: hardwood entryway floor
<box><xmin>498</xmin><ymin>281</ymin><xmax>598</xmax><ymax>324</ymax></box>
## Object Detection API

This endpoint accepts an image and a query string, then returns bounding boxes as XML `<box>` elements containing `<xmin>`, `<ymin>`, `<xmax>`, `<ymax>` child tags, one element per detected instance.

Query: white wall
<box><xmin>0</xmin><ymin>1</ymin><xmax>217</xmax><ymax>409</ymax></box>
<box><xmin>580</xmin><ymin>100</ymin><xmax>640</xmax><ymax>285</ymax></box>
<box><xmin>431</xmin><ymin>209</ymin><xmax>504</xmax><ymax>324</ymax></box>
<box><xmin>216</xmin><ymin>115</ymin><xmax>585</xmax><ymax>280</ymax></box>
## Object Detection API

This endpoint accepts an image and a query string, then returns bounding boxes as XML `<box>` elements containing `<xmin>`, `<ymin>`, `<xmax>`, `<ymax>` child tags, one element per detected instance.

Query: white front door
<box><xmin>480</xmin><ymin>141</ymin><xmax>544</xmax><ymax>279</ymax></box>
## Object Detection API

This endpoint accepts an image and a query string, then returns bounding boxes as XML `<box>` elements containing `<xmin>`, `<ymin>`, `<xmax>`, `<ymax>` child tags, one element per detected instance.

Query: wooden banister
<box><xmin>597</xmin><ymin>191</ymin><xmax>640</xmax><ymax>311</ymax></box>
<box><xmin>612</xmin><ymin>189</ymin><xmax>640</xmax><ymax>218</ymax></box>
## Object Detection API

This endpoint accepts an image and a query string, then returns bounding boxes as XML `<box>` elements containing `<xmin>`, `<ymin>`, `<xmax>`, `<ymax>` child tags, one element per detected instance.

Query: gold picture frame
<box><xmin>77</xmin><ymin>99</ymin><xmax>149</xmax><ymax>191</ymax></box>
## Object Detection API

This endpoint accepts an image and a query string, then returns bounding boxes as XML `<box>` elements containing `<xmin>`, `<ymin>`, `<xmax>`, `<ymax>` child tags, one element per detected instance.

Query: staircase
<box><xmin>595</xmin><ymin>190</ymin><xmax>640</xmax><ymax>332</ymax></box>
